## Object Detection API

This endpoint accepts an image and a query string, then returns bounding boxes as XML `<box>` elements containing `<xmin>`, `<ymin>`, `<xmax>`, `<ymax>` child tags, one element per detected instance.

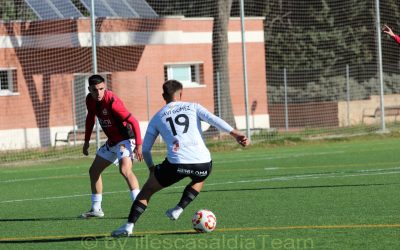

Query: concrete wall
<box><xmin>338</xmin><ymin>94</ymin><xmax>400</xmax><ymax>126</ymax></box>
<box><xmin>269</xmin><ymin>102</ymin><xmax>338</xmax><ymax>128</ymax></box>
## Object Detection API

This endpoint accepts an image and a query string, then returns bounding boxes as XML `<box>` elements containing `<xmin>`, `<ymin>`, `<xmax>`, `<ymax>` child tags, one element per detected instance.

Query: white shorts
<box><xmin>96</xmin><ymin>139</ymin><xmax>135</xmax><ymax>166</ymax></box>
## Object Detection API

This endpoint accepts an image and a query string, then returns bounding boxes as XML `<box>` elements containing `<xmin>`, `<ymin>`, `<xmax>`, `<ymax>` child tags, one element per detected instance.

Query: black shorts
<box><xmin>154</xmin><ymin>159</ymin><xmax>212</xmax><ymax>187</ymax></box>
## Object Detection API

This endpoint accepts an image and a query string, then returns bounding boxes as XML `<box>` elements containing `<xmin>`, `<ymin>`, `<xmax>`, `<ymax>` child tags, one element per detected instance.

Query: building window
<box><xmin>0</xmin><ymin>69</ymin><xmax>17</xmax><ymax>95</ymax></box>
<box><xmin>164</xmin><ymin>63</ymin><xmax>204</xmax><ymax>88</ymax></box>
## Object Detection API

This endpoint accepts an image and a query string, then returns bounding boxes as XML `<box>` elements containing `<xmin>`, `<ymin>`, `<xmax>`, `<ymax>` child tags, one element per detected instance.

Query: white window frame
<box><xmin>164</xmin><ymin>62</ymin><xmax>205</xmax><ymax>88</ymax></box>
<box><xmin>0</xmin><ymin>68</ymin><xmax>18</xmax><ymax>96</ymax></box>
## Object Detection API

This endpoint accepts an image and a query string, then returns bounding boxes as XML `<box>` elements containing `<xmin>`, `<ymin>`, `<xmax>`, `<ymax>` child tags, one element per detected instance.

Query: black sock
<box><xmin>177</xmin><ymin>185</ymin><xmax>199</xmax><ymax>209</ymax></box>
<box><xmin>128</xmin><ymin>200</ymin><xmax>147</xmax><ymax>223</ymax></box>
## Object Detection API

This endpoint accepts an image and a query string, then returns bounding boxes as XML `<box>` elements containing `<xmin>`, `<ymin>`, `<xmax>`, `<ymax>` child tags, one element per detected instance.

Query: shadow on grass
<box><xmin>0</xmin><ymin>216</ymin><xmax>126</xmax><ymax>222</ymax></box>
<box><xmin>0</xmin><ymin>234</ymin><xmax>146</xmax><ymax>244</ymax></box>
<box><xmin>157</xmin><ymin>231</ymin><xmax>198</xmax><ymax>235</ymax></box>
<box><xmin>164</xmin><ymin>182</ymin><xmax>400</xmax><ymax>194</ymax></box>
<box><xmin>0</xmin><ymin>231</ymin><xmax>200</xmax><ymax>244</ymax></box>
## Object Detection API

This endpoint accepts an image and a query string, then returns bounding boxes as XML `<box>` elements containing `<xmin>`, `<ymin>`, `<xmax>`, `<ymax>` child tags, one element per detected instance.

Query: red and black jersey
<box><xmin>85</xmin><ymin>90</ymin><xmax>142</xmax><ymax>146</ymax></box>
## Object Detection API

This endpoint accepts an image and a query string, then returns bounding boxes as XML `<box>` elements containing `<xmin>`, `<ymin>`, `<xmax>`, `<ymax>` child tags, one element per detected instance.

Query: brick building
<box><xmin>0</xmin><ymin>16</ymin><xmax>268</xmax><ymax>150</ymax></box>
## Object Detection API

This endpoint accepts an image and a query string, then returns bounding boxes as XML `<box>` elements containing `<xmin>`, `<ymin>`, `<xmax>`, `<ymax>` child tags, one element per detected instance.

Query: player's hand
<box><xmin>230</xmin><ymin>129</ymin><xmax>249</xmax><ymax>147</ymax></box>
<box><xmin>82</xmin><ymin>141</ymin><xmax>90</xmax><ymax>156</ymax></box>
<box><xmin>383</xmin><ymin>25</ymin><xmax>395</xmax><ymax>36</ymax></box>
<box><xmin>236</xmin><ymin>135</ymin><xmax>249</xmax><ymax>147</ymax></box>
<box><xmin>134</xmin><ymin>144</ymin><xmax>143</xmax><ymax>162</ymax></box>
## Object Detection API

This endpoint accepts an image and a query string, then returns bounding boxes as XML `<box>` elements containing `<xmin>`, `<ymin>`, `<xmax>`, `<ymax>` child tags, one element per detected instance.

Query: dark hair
<box><xmin>88</xmin><ymin>75</ymin><xmax>105</xmax><ymax>86</ymax></box>
<box><xmin>162</xmin><ymin>80</ymin><xmax>183</xmax><ymax>98</ymax></box>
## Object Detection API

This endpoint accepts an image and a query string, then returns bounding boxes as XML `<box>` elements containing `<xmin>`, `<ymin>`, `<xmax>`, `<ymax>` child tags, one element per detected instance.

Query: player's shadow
<box><xmin>0</xmin><ymin>216</ymin><xmax>125</xmax><ymax>222</ymax></box>
<box><xmin>157</xmin><ymin>231</ymin><xmax>198</xmax><ymax>236</ymax></box>
<box><xmin>164</xmin><ymin>182</ymin><xmax>399</xmax><ymax>194</ymax></box>
<box><xmin>0</xmin><ymin>235</ymin><xmax>109</xmax><ymax>244</ymax></box>
<box><xmin>0</xmin><ymin>234</ymin><xmax>145</xmax><ymax>244</ymax></box>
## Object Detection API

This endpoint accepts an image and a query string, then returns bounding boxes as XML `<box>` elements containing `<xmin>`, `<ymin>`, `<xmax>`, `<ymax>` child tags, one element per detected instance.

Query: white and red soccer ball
<box><xmin>192</xmin><ymin>209</ymin><xmax>217</xmax><ymax>233</ymax></box>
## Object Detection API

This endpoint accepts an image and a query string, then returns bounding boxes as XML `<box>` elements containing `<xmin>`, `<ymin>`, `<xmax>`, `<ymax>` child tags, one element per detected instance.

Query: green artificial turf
<box><xmin>0</xmin><ymin>136</ymin><xmax>399</xmax><ymax>249</ymax></box>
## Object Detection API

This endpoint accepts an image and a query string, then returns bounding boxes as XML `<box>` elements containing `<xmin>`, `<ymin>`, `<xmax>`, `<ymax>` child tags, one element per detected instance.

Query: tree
<box><xmin>263</xmin><ymin>0</ymin><xmax>372</xmax><ymax>77</ymax></box>
<box><xmin>212</xmin><ymin>0</ymin><xmax>236</xmax><ymax>128</ymax></box>
<box><xmin>0</xmin><ymin>0</ymin><xmax>35</xmax><ymax>20</ymax></box>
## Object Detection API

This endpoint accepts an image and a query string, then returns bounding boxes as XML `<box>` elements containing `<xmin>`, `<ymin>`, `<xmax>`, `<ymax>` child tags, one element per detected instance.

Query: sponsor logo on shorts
<box><xmin>177</xmin><ymin>168</ymin><xmax>208</xmax><ymax>177</ymax></box>
<box><xmin>195</xmin><ymin>170</ymin><xmax>208</xmax><ymax>176</ymax></box>
<box><xmin>177</xmin><ymin>168</ymin><xmax>192</xmax><ymax>175</ymax></box>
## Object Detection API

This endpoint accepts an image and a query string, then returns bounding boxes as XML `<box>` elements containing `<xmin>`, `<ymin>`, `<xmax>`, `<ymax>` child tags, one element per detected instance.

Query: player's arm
<box><xmin>229</xmin><ymin>129</ymin><xmax>249</xmax><ymax>147</ymax></box>
<box><xmin>196</xmin><ymin>104</ymin><xmax>249</xmax><ymax>147</ymax></box>
<box><xmin>112</xmin><ymin>99</ymin><xmax>142</xmax><ymax>145</ymax></box>
<box><xmin>383</xmin><ymin>25</ymin><xmax>400</xmax><ymax>45</ymax></box>
<box><xmin>125</xmin><ymin>115</ymin><xmax>142</xmax><ymax>145</ymax></box>
<box><xmin>112</xmin><ymin>98</ymin><xmax>143</xmax><ymax>161</ymax></box>
<box><xmin>125</xmin><ymin>115</ymin><xmax>143</xmax><ymax>161</ymax></box>
<box><xmin>392</xmin><ymin>34</ymin><xmax>400</xmax><ymax>45</ymax></box>
<box><xmin>142</xmin><ymin>128</ymin><xmax>159</xmax><ymax>172</ymax></box>
<box><xmin>197</xmin><ymin>104</ymin><xmax>233</xmax><ymax>132</ymax></box>
<box><xmin>83</xmin><ymin>107</ymin><xmax>96</xmax><ymax>155</ymax></box>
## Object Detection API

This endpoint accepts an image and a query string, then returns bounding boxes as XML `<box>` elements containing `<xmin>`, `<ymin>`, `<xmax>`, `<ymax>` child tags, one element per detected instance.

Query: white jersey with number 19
<box><xmin>142</xmin><ymin>101</ymin><xmax>234</xmax><ymax>166</ymax></box>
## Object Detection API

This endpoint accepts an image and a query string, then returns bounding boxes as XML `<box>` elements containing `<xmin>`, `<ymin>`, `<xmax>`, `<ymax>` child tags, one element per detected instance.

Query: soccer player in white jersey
<box><xmin>112</xmin><ymin>79</ymin><xmax>249</xmax><ymax>237</ymax></box>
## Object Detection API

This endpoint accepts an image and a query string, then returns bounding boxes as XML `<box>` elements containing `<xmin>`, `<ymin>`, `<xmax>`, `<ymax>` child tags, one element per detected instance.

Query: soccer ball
<box><xmin>192</xmin><ymin>209</ymin><xmax>217</xmax><ymax>233</ymax></box>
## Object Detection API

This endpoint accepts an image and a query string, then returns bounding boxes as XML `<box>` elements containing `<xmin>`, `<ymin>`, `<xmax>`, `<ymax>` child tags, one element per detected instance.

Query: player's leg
<box><xmin>111</xmin><ymin>171</ymin><xmax>164</xmax><ymax>237</ymax></box>
<box><xmin>89</xmin><ymin>155</ymin><xmax>112</xmax><ymax>194</ymax></box>
<box><xmin>166</xmin><ymin>180</ymin><xmax>204</xmax><ymax>220</ymax></box>
<box><xmin>166</xmin><ymin>161</ymin><xmax>212</xmax><ymax>220</ymax></box>
<box><xmin>119</xmin><ymin>157</ymin><xmax>140</xmax><ymax>201</ymax></box>
<box><xmin>112</xmin><ymin>159</ymin><xmax>182</xmax><ymax>237</ymax></box>
<box><xmin>81</xmin><ymin>143</ymin><xmax>114</xmax><ymax>218</ymax></box>
<box><xmin>118</xmin><ymin>140</ymin><xmax>140</xmax><ymax>201</ymax></box>
<box><xmin>129</xmin><ymin>172</ymin><xmax>164</xmax><ymax>219</ymax></box>
<box><xmin>81</xmin><ymin>154</ymin><xmax>112</xmax><ymax>218</ymax></box>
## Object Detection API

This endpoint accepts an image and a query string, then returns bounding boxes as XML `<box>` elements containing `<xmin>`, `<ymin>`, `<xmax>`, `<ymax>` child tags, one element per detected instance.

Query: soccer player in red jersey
<box><xmin>80</xmin><ymin>75</ymin><xmax>143</xmax><ymax>218</ymax></box>
<box><xmin>383</xmin><ymin>25</ymin><xmax>400</xmax><ymax>45</ymax></box>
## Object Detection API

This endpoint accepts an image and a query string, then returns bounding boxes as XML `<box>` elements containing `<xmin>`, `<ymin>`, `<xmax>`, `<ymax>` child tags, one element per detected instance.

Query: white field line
<box><xmin>216</xmin><ymin>150</ymin><xmax>346</xmax><ymax>163</ymax></box>
<box><xmin>0</xmin><ymin>167</ymin><xmax>148</xmax><ymax>183</ymax></box>
<box><xmin>1</xmin><ymin>166</ymin><xmax>82</xmax><ymax>173</ymax></box>
<box><xmin>0</xmin><ymin>164</ymin><xmax>149</xmax><ymax>174</ymax></box>
<box><xmin>0</xmin><ymin>150</ymin><xmax>346</xmax><ymax>183</ymax></box>
<box><xmin>1</xmin><ymin>168</ymin><xmax>399</xmax><ymax>204</ymax></box>
<box><xmin>0</xmin><ymin>174</ymin><xmax>87</xmax><ymax>183</ymax></box>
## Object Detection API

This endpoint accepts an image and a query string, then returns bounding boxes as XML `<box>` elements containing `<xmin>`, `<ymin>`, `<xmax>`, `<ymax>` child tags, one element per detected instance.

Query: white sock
<box><xmin>174</xmin><ymin>206</ymin><xmax>184</xmax><ymax>214</ymax></box>
<box><xmin>125</xmin><ymin>223</ymin><xmax>134</xmax><ymax>232</ymax></box>
<box><xmin>130</xmin><ymin>189</ymin><xmax>140</xmax><ymax>201</ymax></box>
<box><xmin>91</xmin><ymin>194</ymin><xmax>102</xmax><ymax>211</ymax></box>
